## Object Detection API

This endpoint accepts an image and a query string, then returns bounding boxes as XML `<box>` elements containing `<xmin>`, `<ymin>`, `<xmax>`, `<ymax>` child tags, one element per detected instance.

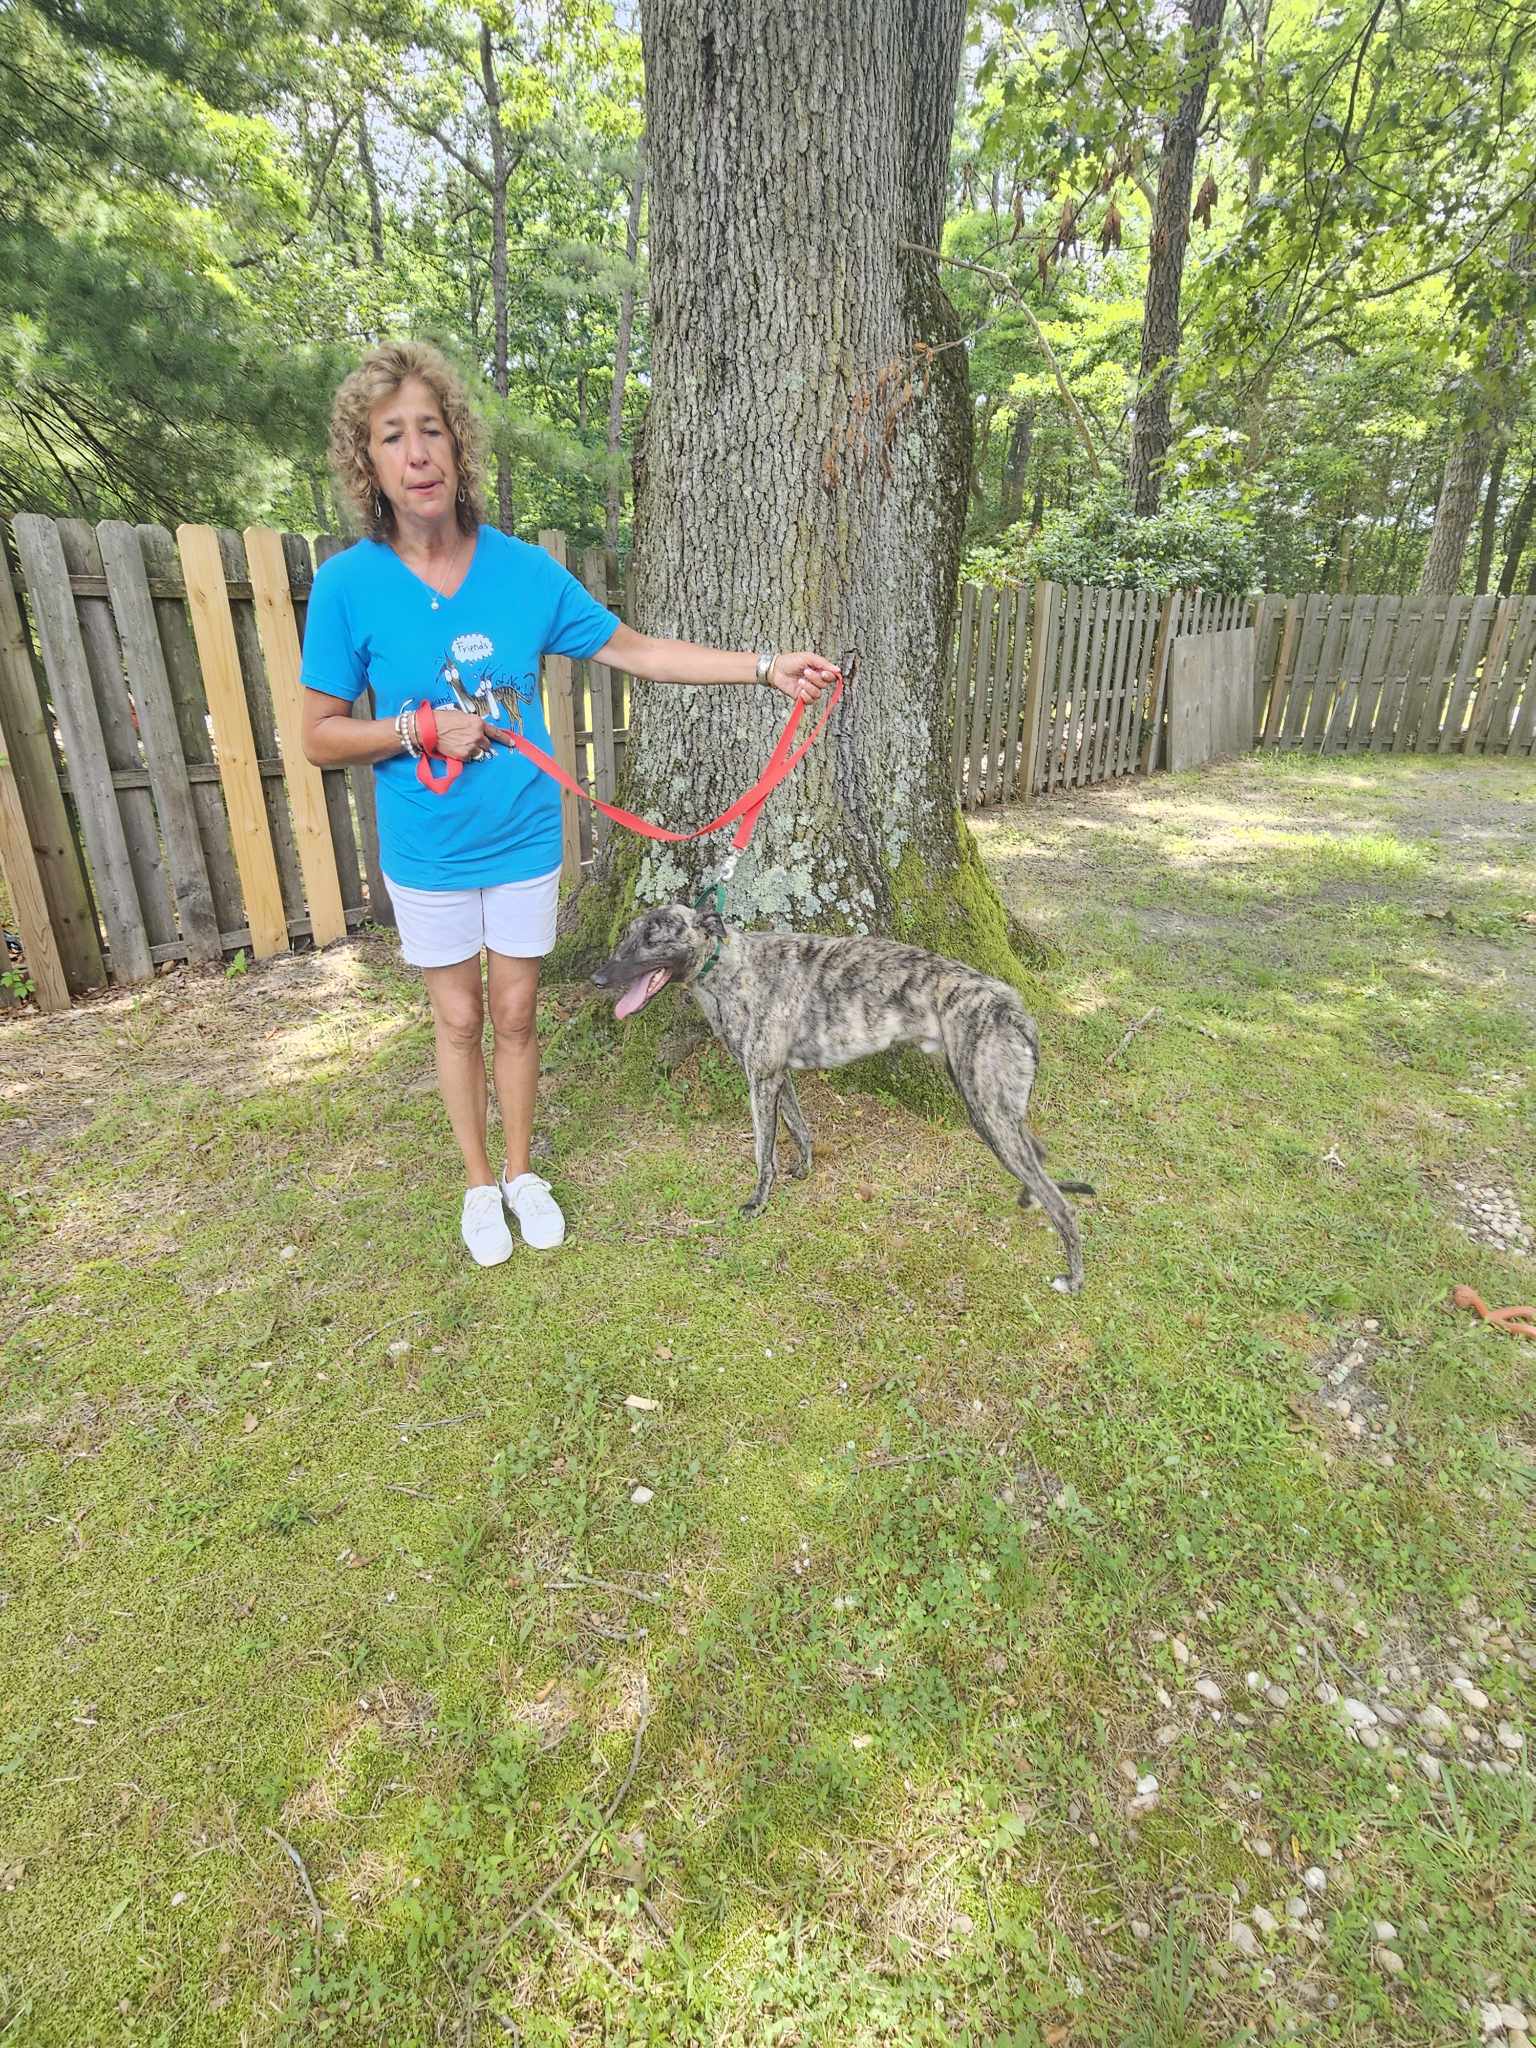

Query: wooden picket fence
<box><xmin>1254</xmin><ymin>591</ymin><xmax>1536</xmax><ymax>756</ymax></box>
<box><xmin>950</xmin><ymin>580</ymin><xmax>1247</xmax><ymax>807</ymax></box>
<box><xmin>951</xmin><ymin>582</ymin><xmax>1536</xmax><ymax>809</ymax></box>
<box><xmin>0</xmin><ymin>517</ymin><xmax>627</xmax><ymax>1013</ymax></box>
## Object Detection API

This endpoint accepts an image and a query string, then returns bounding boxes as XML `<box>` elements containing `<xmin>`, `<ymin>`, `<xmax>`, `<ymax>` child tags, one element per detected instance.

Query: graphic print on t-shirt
<box><xmin>436</xmin><ymin>631</ymin><xmax>541</xmax><ymax>733</ymax></box>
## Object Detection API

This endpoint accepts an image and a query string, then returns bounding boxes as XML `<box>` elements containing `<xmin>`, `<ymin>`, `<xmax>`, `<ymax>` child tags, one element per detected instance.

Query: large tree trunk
<box><xmin>566</xmin><ymin>0</ymin><xmax>987</xmax><ymax>965</ymax></box>
<box><xmin>1417</xmin><ymin>427</ymin><xmax>1491</xmax><ymax>595</ymax></box>
<box><xmin>356</xmin><ymin>100</ymin><xmax>385</xmax><ymax>265</ymax></box>
<box><xmin>1126</xmin><ymin>0</ymin><xmax>1226</xmax><ymax>517</ymax></box>
<box><xmin>480</xmin><ymin>19</ymin><xmax>514</xmax><ymax>531</ymax></box>
<box><xmin>1474</xmin><ymin>440</ymin><xmax>1507</xmax><ymax>593</ymax></box>
<box><xmin>1001</xmin><ymin>402</ymin><xmax>1034</xmax><ymax>526</ymax></box>
<box><xmin>1499</xmin><ymin>471</ymin><xmax>1536</xmax><ymax>596</ymax></box>
<box><xmin>605</xmin><ymin>147</ymin><xmax>647</xmax><ymax>556</ymax></box>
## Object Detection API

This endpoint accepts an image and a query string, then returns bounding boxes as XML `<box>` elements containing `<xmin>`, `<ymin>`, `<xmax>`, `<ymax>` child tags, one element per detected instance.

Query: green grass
<box><xmin>2</xmin><ymin>752</ymin><xmax>1534</xmax><ymax>2046</ymax></box>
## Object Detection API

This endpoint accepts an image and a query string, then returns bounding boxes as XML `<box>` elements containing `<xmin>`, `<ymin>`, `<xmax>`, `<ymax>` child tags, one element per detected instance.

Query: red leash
<box><xmin>415</xmin><ymin>663</ymin><xmax>848</xmax><ymax>855</ymax></box>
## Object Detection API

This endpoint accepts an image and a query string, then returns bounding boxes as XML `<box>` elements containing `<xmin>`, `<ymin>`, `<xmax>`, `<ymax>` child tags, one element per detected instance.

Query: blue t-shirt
<box><xmin>301</xmin><ymin>528</ymin><xmax>619</xmax><ymax>889</ymax></box>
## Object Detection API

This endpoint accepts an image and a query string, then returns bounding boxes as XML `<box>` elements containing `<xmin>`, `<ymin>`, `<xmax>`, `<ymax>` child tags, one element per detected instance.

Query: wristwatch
<box><xmin>755</xmin><ymin>649</ymin><xmax>777</xmax><ymax>686</ymax></box>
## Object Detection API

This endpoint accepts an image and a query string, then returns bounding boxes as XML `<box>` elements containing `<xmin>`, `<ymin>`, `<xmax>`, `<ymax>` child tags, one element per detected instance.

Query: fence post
<box><xmin>1137</xmin><ymin>587</ymin><xmax>1182</xmax><ymax>775</ymax></box>
<box><xmin>0</xmin><ymin>523</ymin><xmax>104</xmax><ymax>993</ymax></box>
<box><xmin>0</xmin><ymin>741</ymin><xmax>70</xmax><ymax>1012</ymax></box>
<box><xmin>13</xmin><ymin>513</ymin><xmax>155</xmax><ymax>982</ymax></box>
<box><xmin>1015</xmin><ymin>581</ymin><xmax>1054</xmax><ymax>799</ymax></box>
<box><xmin>538</xmin><ymin>530</ymin><xmax>585</xmax><ymax>886</ymax></box>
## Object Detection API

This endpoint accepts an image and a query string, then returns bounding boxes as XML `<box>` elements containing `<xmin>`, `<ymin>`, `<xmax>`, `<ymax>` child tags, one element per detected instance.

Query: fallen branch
<box><xmin>265</xmin><ymin>1826</ymin><xmax>324</xmax><ymax>1932</ymax></box>
<box><xmin>543</xmin><ymin>1571</ymin><xmax>665</xmax><ymax>1606</ymax></box>
<box><xmin>501</xmin><ymin>1680</ymin><xmax>650</xmax><ymax>1946</ymax></box>
<box><xmin>1106</xmin><ymin>1006</ymin><xmax>1161</xmax><ymax>1067</ymax></box>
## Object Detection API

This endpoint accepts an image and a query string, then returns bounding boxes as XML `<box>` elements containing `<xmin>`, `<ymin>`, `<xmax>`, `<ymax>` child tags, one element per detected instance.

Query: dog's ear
<box><xmin>699</xmin><ymin>906</ymin><xmax>726</xmax><ymax>938</ymax></box>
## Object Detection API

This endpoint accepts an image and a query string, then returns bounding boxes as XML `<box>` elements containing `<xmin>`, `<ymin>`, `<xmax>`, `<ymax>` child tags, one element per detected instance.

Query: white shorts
<box><xmin>382</xmin><ymin>868</ymin><xmax>561</xmax><ymax>969</ymax></box>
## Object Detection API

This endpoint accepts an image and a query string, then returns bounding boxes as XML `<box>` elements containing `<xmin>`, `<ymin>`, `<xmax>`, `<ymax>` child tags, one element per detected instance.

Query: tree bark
<box><xmin>357</xmin><ymin>100</ymin><xmax>385</xmax><ymax>265</ymax></box>
<box><xmin>1498</xmin><ymin>470</ymin><xmax>1536</xmax><ymax>596</ymax></box>
<box><xmin>606</xmin><ymin>146</ymin><xmax>647</xmax><ymax>556</ymax></box>
<box><xmin>1126</xmin><ymin>0</ymin><xmax>1226</xmax><ymax>517</ymax></box>
<box><xmin>1002</xmin><ymin>402</ymin><xmax>1035</xmax><ymax>527</ymax></box>
<box><xmin>1416</xmin><ymin>428</ymin><xmax>1490</xmax><ymax>594</ymax></box>
<box><xmin>479</xmin><ymin>18</ymin><xmax>513</xmax><ymax>530</ymax></box>
<box><xmin>1474</xmin><ymin>440</ymin><xmax>1506</xmax><ymax>594</ymax></box>
<box><xmin>569</xmin><ymin>0</ymin><xmax>986</xmax><ymax>965</ymax></box>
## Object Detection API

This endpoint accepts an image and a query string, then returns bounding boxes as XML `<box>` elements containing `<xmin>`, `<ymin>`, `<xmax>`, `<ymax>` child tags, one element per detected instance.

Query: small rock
<box><xmin>170</xmin><ymin>1891</ymin><xmax>188</xmax><ymax>1907</ymax></box>
<box><xmin>1376</xmin><ymin>1947</ymin><xmax>1406</xmax><ymax>1975</ymax></box>
<box><xmin>1130</xmin><ymin>1917</ymin><xmax>1152</xmax><ymax>1941</ymax></box>
<box><xmin>1136</xmin><ymin>1773</ymin><xmax>1159</xmax><ymax>1797</ymax></box>
<box><xmin>623</xmin><ymin>1394</ymin><xmax>660</xmax><ymax>1412</ymax></box>
<box><xmin>1246</xmin><ymin>1671</ymin><xmax>1266</xmax><ymax>1692</ymax></box>
<box><xmin>386</xmin><ymin>1338</ymin><xmax>411</xmax><ymax>1356</ymax></box>
<box><xmin>1342</xmin><ymin>1697</ymin><xmax>1378</xmax><ymax>1727</ymax></box>
<box><xmin>1252</xmin><ymin>1837</ymin><xmax>1273</xmax><ymax>1858</ymax></box>
<box><xmin>1498</xmin><ymin>2005</ymin><xmax>1529</xmax><ymax>2036</ymax></box>
<box><xmin>630</xmin><ymin>1486</ymin><xmax>654</xmax><ymax>1505</ymax></box>
<box><xmin>1231</xmin><ymin>1920</ymin><xmax>1261</xmax><ymax>1956</ymax></box>
<box><xmin>1481</xmin><ymin>2003</ymin><xmax>1506</xmax><ymax>2038</ymax></box>
<box><xmin>1358</xmin><ymin>1725</ymin><xmax>1382</xmax><ymax>1750</ymax></box>
<box><xmin>1286</xmin><ymin>1896</ymin><xmax>1309</xmax><ymax>1923</ymax></box>
<box><xmin>1265</xmin><ymin>1684</ymin><xmax>1291</xmax><ymax>1709</ymax></box>
<box><xmin>1419</xmin><ymin>1703</ymin><xmax>1454</xmax><ymax>1733</ymax></box>
<box><xmin>1251</xmin><ymin>1906</ymin><xmax>1279</xmax><ymax>1937</ymax></box>
<box><xmin>1453</xmin><ymin>1676</ymin><xmax>1491</xmax><ymax>1711</ymax></box>
<box><xmin>1417</xmin><ymin>1752</ymin><xmax>1442</xmax><ymax>1783</ymax></box>
<box><xmin>1496</xmin><ymin>1722</ymin><xmax>1524</xmax><ymax>1753</ymax></box>
<box><xmin>1303</xmin><ymin>1866</ymin><xmax>1328</xmax><ymax>1894</ymax></box>
<box><xmin>1317</xmin><ymin>1681</ymin><xmax>1341</xmax><ymax>1706</ymax></box>
<box><xmin>1374</xmin><ymin>1920</ymin><xmax>1398</xmax><ymax>1942</ymax></box>
<box><xmin>1171</xmin><ymin>1637</ymin><xmax>1191</xmax><ymax>1665</ymax></box>
<box><xmin>1195</xmin><ymin>1678</ymin><xmax>1223</xmax><ymax>1705</ymax></box>
<box><xmin>1155</xmin><ymin>1724</ymin><xmax>1180</xmax><ymax>1748</ymax></box>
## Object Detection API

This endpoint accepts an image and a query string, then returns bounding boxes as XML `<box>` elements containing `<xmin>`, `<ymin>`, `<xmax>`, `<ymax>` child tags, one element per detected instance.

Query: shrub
<box><xmin>962</xmin><ymin>487</ymin><xmax>1259</xmax><ymax>597</ymax></box>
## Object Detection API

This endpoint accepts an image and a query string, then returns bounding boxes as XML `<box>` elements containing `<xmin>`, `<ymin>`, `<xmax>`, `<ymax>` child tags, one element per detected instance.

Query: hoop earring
<box><xmin>456</xmin><ymin>482</ymin><xmax>467</xmax><ymax>505</ymax></box>
<box><xmin>372</xmin><ymin>490</ymin><xmax>384</xmax><ymax>524</ymax></box>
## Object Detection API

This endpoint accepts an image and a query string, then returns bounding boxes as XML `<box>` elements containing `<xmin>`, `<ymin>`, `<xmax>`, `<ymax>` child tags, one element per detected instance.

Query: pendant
<box><xmin>430</xmin><ymin>597</ymin><xmax>440</xmax><ymax>610</ymax></box>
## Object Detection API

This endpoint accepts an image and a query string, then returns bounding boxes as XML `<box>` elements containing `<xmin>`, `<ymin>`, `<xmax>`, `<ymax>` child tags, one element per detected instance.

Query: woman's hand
<box><xmin>431</xmin><ymin>706</ymin><xmax>494</xmax><ymax>761</ymax></box>
<box><xmin>768</xmin><ymin>653</ymin><xmax>842</xmax><ymax>706</ymax></box>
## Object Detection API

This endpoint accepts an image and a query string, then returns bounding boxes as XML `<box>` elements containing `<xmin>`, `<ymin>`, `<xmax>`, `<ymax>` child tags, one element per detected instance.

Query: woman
<box><xmin>301</xmin><ymin>341</ymin><xmax>840</xmax><ymax>1267</ymax></box>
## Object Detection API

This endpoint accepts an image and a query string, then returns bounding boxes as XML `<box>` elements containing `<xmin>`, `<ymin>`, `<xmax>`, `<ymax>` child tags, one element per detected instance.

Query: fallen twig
<box><xmin>349</xmin><ymin>1309</ymin><xmax>429</xmax><ymax>1353</ymax></box>
<box><xmin>501</xmin><ymin>1680</ymin><xmax>650</xmax><ymax>1945</ymax></box>
<box><xmin>265</xmin><ymin>1825</ymin><xmax>324</xmax><ymax>1932</ymax></box>
<box><xmin>1106</xmin><ymin>1006</ymin><xmax>1161</xmax><ymax>1067</ymax></box>
<box><xmin>543</xmin><ymin>1571</ymin><xmax>665</xmax><ymax>1606</ymax></box>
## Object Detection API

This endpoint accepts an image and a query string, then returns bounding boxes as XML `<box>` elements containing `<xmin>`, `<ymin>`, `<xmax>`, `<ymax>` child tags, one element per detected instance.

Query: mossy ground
<box><xmin>1</xmin><ymin>752</ymin><xmax>1532</xmax><ymax>2046</ymax></box>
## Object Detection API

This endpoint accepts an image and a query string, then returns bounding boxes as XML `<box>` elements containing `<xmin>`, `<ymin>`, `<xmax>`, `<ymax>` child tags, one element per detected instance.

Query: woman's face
<box><xmin>367</xmin><ymin>374</ymin><xmax>460</xmax><ymax>528</ymax></box>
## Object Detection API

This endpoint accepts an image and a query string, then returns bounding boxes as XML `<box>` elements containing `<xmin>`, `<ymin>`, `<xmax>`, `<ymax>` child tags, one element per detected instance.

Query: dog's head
<box><xmin>592</xmin><ymin>901</ymin><xmax>725</xmax><ymax>1019</ymax></box>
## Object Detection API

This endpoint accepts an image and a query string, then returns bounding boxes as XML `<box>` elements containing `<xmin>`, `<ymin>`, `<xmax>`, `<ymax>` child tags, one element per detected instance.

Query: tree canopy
<box><xmin>3</xmin><ymin>0</ymin><xmax>1533</xmax><ymax>594</ymax></box>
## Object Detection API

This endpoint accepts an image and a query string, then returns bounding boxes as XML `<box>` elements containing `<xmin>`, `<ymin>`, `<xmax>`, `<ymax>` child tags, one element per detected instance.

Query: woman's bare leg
<box><xmin>486</xmin><ymin>951</ymin><xmax>541</xmax><ymax>1179</ymax></box>
<box><xmin>422</xmin><ymin>955</ymin><xmax>495</xmax><ymax>1186</ymax></box>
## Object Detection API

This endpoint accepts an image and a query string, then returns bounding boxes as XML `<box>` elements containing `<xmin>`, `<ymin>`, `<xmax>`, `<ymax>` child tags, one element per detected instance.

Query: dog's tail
<box><xmin>1054</xmin><ymin>1178</ymin><xmax>1096</xmax><ymax>1196</ymax></box>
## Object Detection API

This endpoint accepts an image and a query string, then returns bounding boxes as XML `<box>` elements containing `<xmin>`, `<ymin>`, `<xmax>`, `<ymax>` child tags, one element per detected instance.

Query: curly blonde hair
<box><xmin>327</xmin><ymin>341</ymin><xmax>488</xmax><ymax>541</ymax></box>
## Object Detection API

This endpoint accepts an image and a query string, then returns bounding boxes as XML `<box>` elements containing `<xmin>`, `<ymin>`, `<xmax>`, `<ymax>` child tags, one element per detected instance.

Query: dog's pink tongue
<box><xmin>614</xmin><ymin>967</ymin><xmax>671</xmax><ymax>1019</ymax></box>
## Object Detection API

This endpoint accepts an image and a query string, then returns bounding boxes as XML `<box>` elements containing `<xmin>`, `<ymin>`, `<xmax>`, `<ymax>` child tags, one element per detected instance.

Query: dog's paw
<box><xmin>789</xmin><ymin>1157</ymin><xmax>812</xmax><ymax>1181</ymax></box>
<box><xmin>1050</xmin><ymin>1273</ymin><xmax>1082</xmax><ymax>1296</ymax></box>
<box><xmin>739</xmin><ymin>1198</ymin><xmax>765</xmax><ymax>1220</ymax></box>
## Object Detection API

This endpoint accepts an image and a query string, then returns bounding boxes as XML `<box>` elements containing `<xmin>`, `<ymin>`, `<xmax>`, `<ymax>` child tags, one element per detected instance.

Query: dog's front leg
<box><xmin>741</xmin><ymin>1071</ymin><xmax>784</xmax><ymax>1218</ymax></box>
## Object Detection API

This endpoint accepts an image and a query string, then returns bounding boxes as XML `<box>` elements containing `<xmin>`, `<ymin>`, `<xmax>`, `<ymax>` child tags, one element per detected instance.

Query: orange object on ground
<box><xmin>1450</xmin><ymin>1285</ymin><xmax>1536</xmax><ymax>1340</ymax></box>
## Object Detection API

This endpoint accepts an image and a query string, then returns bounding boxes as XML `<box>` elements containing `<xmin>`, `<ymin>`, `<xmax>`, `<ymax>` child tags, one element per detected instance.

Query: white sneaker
<box><xmin>499</xmin><ymin>1170</ymin><xmax>566</xmax><ymax>1250</ymax></box>
<box><xmin>461</xmin><ymin>1183</ymin><xmax>514</xmax><ymax>1266</ymax></box>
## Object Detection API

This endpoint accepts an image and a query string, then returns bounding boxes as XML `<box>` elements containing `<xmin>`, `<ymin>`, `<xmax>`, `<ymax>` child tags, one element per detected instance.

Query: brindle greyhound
<box><xmin>593</xmin><ymin>903</ymin><xmax>1092</xmax><ymax>1293</ymax></box>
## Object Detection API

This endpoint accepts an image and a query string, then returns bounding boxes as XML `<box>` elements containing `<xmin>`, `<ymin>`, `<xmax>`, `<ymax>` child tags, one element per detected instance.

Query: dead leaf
<box><xmin>242</xmin><ymin>1412</ymin><xmax>259</xmax><ymax>1434</ymax></box>
<box><xmin>624</xmin><ymin>1395</ymin><xmax>660</xmax><ymax>1412</ymax></box>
